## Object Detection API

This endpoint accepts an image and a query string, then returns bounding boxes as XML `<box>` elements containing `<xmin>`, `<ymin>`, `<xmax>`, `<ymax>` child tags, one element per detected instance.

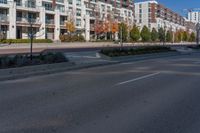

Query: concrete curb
<box><xmin>0</xmin><ymin>52</ymin><xmax>190</xmax><ymax>81</ymax></box>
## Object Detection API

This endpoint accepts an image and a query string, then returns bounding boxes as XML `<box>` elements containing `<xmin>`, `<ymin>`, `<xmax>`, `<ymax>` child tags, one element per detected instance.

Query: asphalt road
<box><xmin>1</xmin><ymin>53</ymin><xmax>200</xmax><ymax>133</ymax></box>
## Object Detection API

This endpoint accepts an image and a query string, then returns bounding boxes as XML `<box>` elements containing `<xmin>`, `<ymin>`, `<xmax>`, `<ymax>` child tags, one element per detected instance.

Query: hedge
<box><xmin>60</xmin><ymin>34</ymin><xmax>85</xmax><ymax>42</ymax></box>
<box><xmin>100</xmin><ymin>46</ymin><xmax>173</xmax><ymax>57</ymax></box>
<box><xmin>0</xmin><ymin>39</ymin><xmax>53</xmax><ymax>43</ymax></box>
<box><xmin>0</xmin><ymin>52</ymin><xmax>68</xmax><ymax>69</ymax></box>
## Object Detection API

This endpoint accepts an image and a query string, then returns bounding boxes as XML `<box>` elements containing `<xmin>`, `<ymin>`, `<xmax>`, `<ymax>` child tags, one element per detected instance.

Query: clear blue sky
<box><xmin>135</xmin><ymin>0</ymin><xmax>200</xmax><ymax>17</ymax></box>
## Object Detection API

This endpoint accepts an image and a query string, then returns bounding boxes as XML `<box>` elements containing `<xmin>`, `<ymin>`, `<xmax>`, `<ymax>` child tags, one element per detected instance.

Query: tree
<box><xmin>151</xmin><ymin>28</ymin><xmax>158</xmax><ymax>42</ymax></box>
<box><xmin>94</xmin><ymin>21</ymin><xmax>104</xmax><ymax>39</ymax></box>
<box><xmin>182</xmin><ymin>31</ymin><xmax>189</xmax><ymax>42</ymax></box>
<box><xmin>118</xmin><ymin>22</ymin><xmax>128</xmax><ymax>42</ymax></box>
<box><xmin>174</xmin><ymin>31</ymin><xmax>179</xmax><ymax>42</ymax></box>
<box><xmin>158</xmin><ymin>27</ymin><xmax>165</xmax><ymax>43</ymax></box>
<box><xmin>130</xmin><ymin>25</ymin><xmax>140</xmax><ymax>42</ymax></box>
<box><xmin>140</xmin><ymin>26</ymin><xmax>151</xmax><ymax>42</ymax></box>
<box><xmin>177</xmin><ymin>30</ymin><xmax>183</xmax><ymax>42</ymax></box>
<box><xmin>189</xmin><ymin>32</ymin><xmax>196</xmax><ymax>42</ymax></box>
<box><xmin>166</xmin><ymin>30</ymin><xmax>173</xmax><ymax>42</ymax></box>
<box><xmin>111</xmin><ymin>22</ymin><xmax>119</xmax><ymax>34</ymax></box>
<box><xmin>66</xmin><ymin>21</ymin><xmax>75</xmax><ymax>34</ymax></box>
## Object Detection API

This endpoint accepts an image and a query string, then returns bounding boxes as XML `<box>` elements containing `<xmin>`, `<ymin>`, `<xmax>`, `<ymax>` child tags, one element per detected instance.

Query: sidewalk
<box><xmin>0</xmin><ymin>42</ymin><xmax>196</xmax><ymax>49</ymax></box>
<box><xmin>0</xmin><ymin>42</ymin><xmax>195</xmax><ymax>55</ymax></box>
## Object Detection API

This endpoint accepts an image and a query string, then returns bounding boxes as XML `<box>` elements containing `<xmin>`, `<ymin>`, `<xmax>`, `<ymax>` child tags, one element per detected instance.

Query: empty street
<box><xmin>1</xmin><ymin>53</ymin><xmax>200</xmax><ymax>133</ymax></box>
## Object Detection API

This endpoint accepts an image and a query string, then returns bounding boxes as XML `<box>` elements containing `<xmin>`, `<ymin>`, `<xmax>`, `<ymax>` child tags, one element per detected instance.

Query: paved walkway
<box><xmin>0</xmin><ymin>42</ymin><xmax>195</xmax><ymax>55</ymax></box>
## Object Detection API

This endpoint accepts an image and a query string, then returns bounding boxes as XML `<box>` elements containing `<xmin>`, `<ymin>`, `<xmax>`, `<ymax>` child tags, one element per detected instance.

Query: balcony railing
<box><xmin>46</xmin><ymin>19</ymin><xmax>54</xmax><ymax>24</ymax></box>
<box><xmin>16</xmin><ymin>17</ymin><xmax>37</xmax><ymax>23</ymax></box>
<box><xmin>60</xmin><ymin>21</ymin><xmax>67</xmax><ymax>25</ymax></box>
<box><xmin>0</xmin><ymin>15</ymin><xmax>8</xmax><ymax>22</ymax></box>
<box><xmin>25</xmin><ymin>3</ymin><xmax>36</xmax><ymax>8</ymax></box>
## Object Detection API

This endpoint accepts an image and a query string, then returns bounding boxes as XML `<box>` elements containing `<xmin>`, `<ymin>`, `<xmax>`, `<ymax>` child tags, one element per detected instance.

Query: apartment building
<box><xmin>135</xmin><ymin>0</ymin><xmax>186</xmax><ymax>32</ymax></box>
<box><xmin>84</xmin><ymin>0</ymin><xmax>134</xmax><ymax>40</ymax></box>
<box><xmin>187</xmin><ymin>9</ymin><xmax>200</xmax><ymax>24</ymax></box>
<box><xmin>0</xmin><ymin>0</ymin><xmax>134</xmax><ymax>41</ymax></box>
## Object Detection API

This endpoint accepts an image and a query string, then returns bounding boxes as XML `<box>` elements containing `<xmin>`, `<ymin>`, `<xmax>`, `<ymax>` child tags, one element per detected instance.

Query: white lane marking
<box><xmin>116</xmin><ymin>72</ymin><xmax>160</xmax><ymax>86</ymax></box>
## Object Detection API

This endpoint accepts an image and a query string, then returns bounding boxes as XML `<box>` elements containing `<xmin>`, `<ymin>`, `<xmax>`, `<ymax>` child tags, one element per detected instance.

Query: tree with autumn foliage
<box><xmin>94</xmin><ymin>21</ymin><xmax>104</xmax><ymax>39</ymax></box>
<box><xmin>66</xmin><ymin>21</ymin><xmax>75</xmax><ymax>34</ymax></box>
<box><xmin>65</xmin><ymin>10</ymin><xmax>76</xmax><ymax>36</ymax></box>
<box><xmin>111</xmin><ymin>21</ymin><xmax>119</xmax><ymax>40</ymax></box>
<box><xmin>111</xmin><ymin>22</ymin><xmax>119</xmax><ymax>33</ymax></box>
<box><xmin>102</xmin><ymin>21</ymin><xmax>111</xmax><ymax>40</ymax></box>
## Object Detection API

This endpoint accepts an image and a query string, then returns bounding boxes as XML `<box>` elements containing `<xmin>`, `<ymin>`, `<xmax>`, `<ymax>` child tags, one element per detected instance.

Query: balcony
<box><xmin>25</xmin><ymin>2</ymin><xmax>36</xmax><ymax>8</ymax></box>
<box><xmin>17</xmin><ymin>17</ymin><xmax>37</xmax><ymax>22</ymax></box>
<box><xmin>16</xmin><ymin>17</ymin><xmax>41</xmax><ymax>27</ymax></box>
<box><xmin>46</xmin><ymin>19</ymin><xmax>54</xmax><ymax>24</ymax></box>
<box><xmin>0</xmin><ymin>15</ymin><xmax>8</xmax><ymax>22</ymax></box>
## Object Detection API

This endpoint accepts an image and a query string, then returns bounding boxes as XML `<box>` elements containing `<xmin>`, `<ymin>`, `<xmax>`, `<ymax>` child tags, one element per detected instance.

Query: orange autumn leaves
<box><xmin>95</xmin><ymin>21</ymin><xmax>119</xmax><ymax>34</ymax></box>
<box><xmin>65</xmin><ymin>21</ymin><xmax>75</xmax><ymax>33</ymax></box>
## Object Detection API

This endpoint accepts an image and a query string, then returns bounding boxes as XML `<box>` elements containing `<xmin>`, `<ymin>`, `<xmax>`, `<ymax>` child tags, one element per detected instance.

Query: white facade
<box><xmin>0</xmin><ymin>0</ymin><xmax>135</xmax><ymax>41</ymax></box>
<box><xmin>188</xmin><ymin>10</ymin><xmax>200</xmax><ymax>24</ymax></box>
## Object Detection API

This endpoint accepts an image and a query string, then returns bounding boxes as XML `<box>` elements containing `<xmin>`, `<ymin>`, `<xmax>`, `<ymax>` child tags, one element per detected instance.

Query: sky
<box><xmin>135</xmin><ymin>0</ymin><xmax>200</xmax><ymax>17</ymax></box>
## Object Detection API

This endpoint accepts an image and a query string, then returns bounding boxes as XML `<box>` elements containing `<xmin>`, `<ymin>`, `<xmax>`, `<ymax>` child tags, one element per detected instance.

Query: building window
<box><xmin>76</xmin><ymin>19</ymin><xmax>81</xmax><ymax>27</ymax></box>
<box><xmin>139</xmin><ymin>9</ymin><xmax>142</xmax><ymax>13</ymax></box>
<box><xmin>56</xmin><ymin>4</ymin><xmax>65</xmax><ymax>12</ymax></box>
<box><xmin>68</xmin><ymin>0</ymin><xmax>73</xmax><ymax>5</ymax></box>
<box><xmin>42</xmin><ymin>2</ymin><xmax>53</xmax><ymax>11</ymax></box>
<box><xmin>76</xmin><ymin>0</ymin><xmax>81</xmax><ymax>6</ymax></box>
<box><xmin>76</xmin><ymin>9</ymin><xmax>81</xmax><ymax>16</ymax></box>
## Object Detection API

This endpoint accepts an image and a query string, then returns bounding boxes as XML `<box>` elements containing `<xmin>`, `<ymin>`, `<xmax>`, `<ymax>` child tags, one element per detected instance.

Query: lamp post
<box><xmin>28</xmin><ymin>14</ymin><xmax>34</xmax><ymax>61</ymax></box>
<box><xmin>27</xmin><ymin>13</ymin><xmax>43</xmax><ymax>61</ymax></box>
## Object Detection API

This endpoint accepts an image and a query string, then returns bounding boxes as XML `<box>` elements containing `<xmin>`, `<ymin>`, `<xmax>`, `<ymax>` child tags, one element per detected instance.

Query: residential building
<box><xmin>187</xmin><ymin>9</ymin><xmax>200</xmax><ymax>24</ymax></box>
<box><xmin>0</xmin><ymin>0</ymin><xmax>135</xmax><ymax>41</ymax></box>
<box><xmin>135</xmin><ymin>0</ymin><xmax>186</xmax><ymax>32</ymax></box>
<box><xmin>84</xmin><ymin>0</ymin><xmax>135</xmax><ymax>40</ymax></box>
